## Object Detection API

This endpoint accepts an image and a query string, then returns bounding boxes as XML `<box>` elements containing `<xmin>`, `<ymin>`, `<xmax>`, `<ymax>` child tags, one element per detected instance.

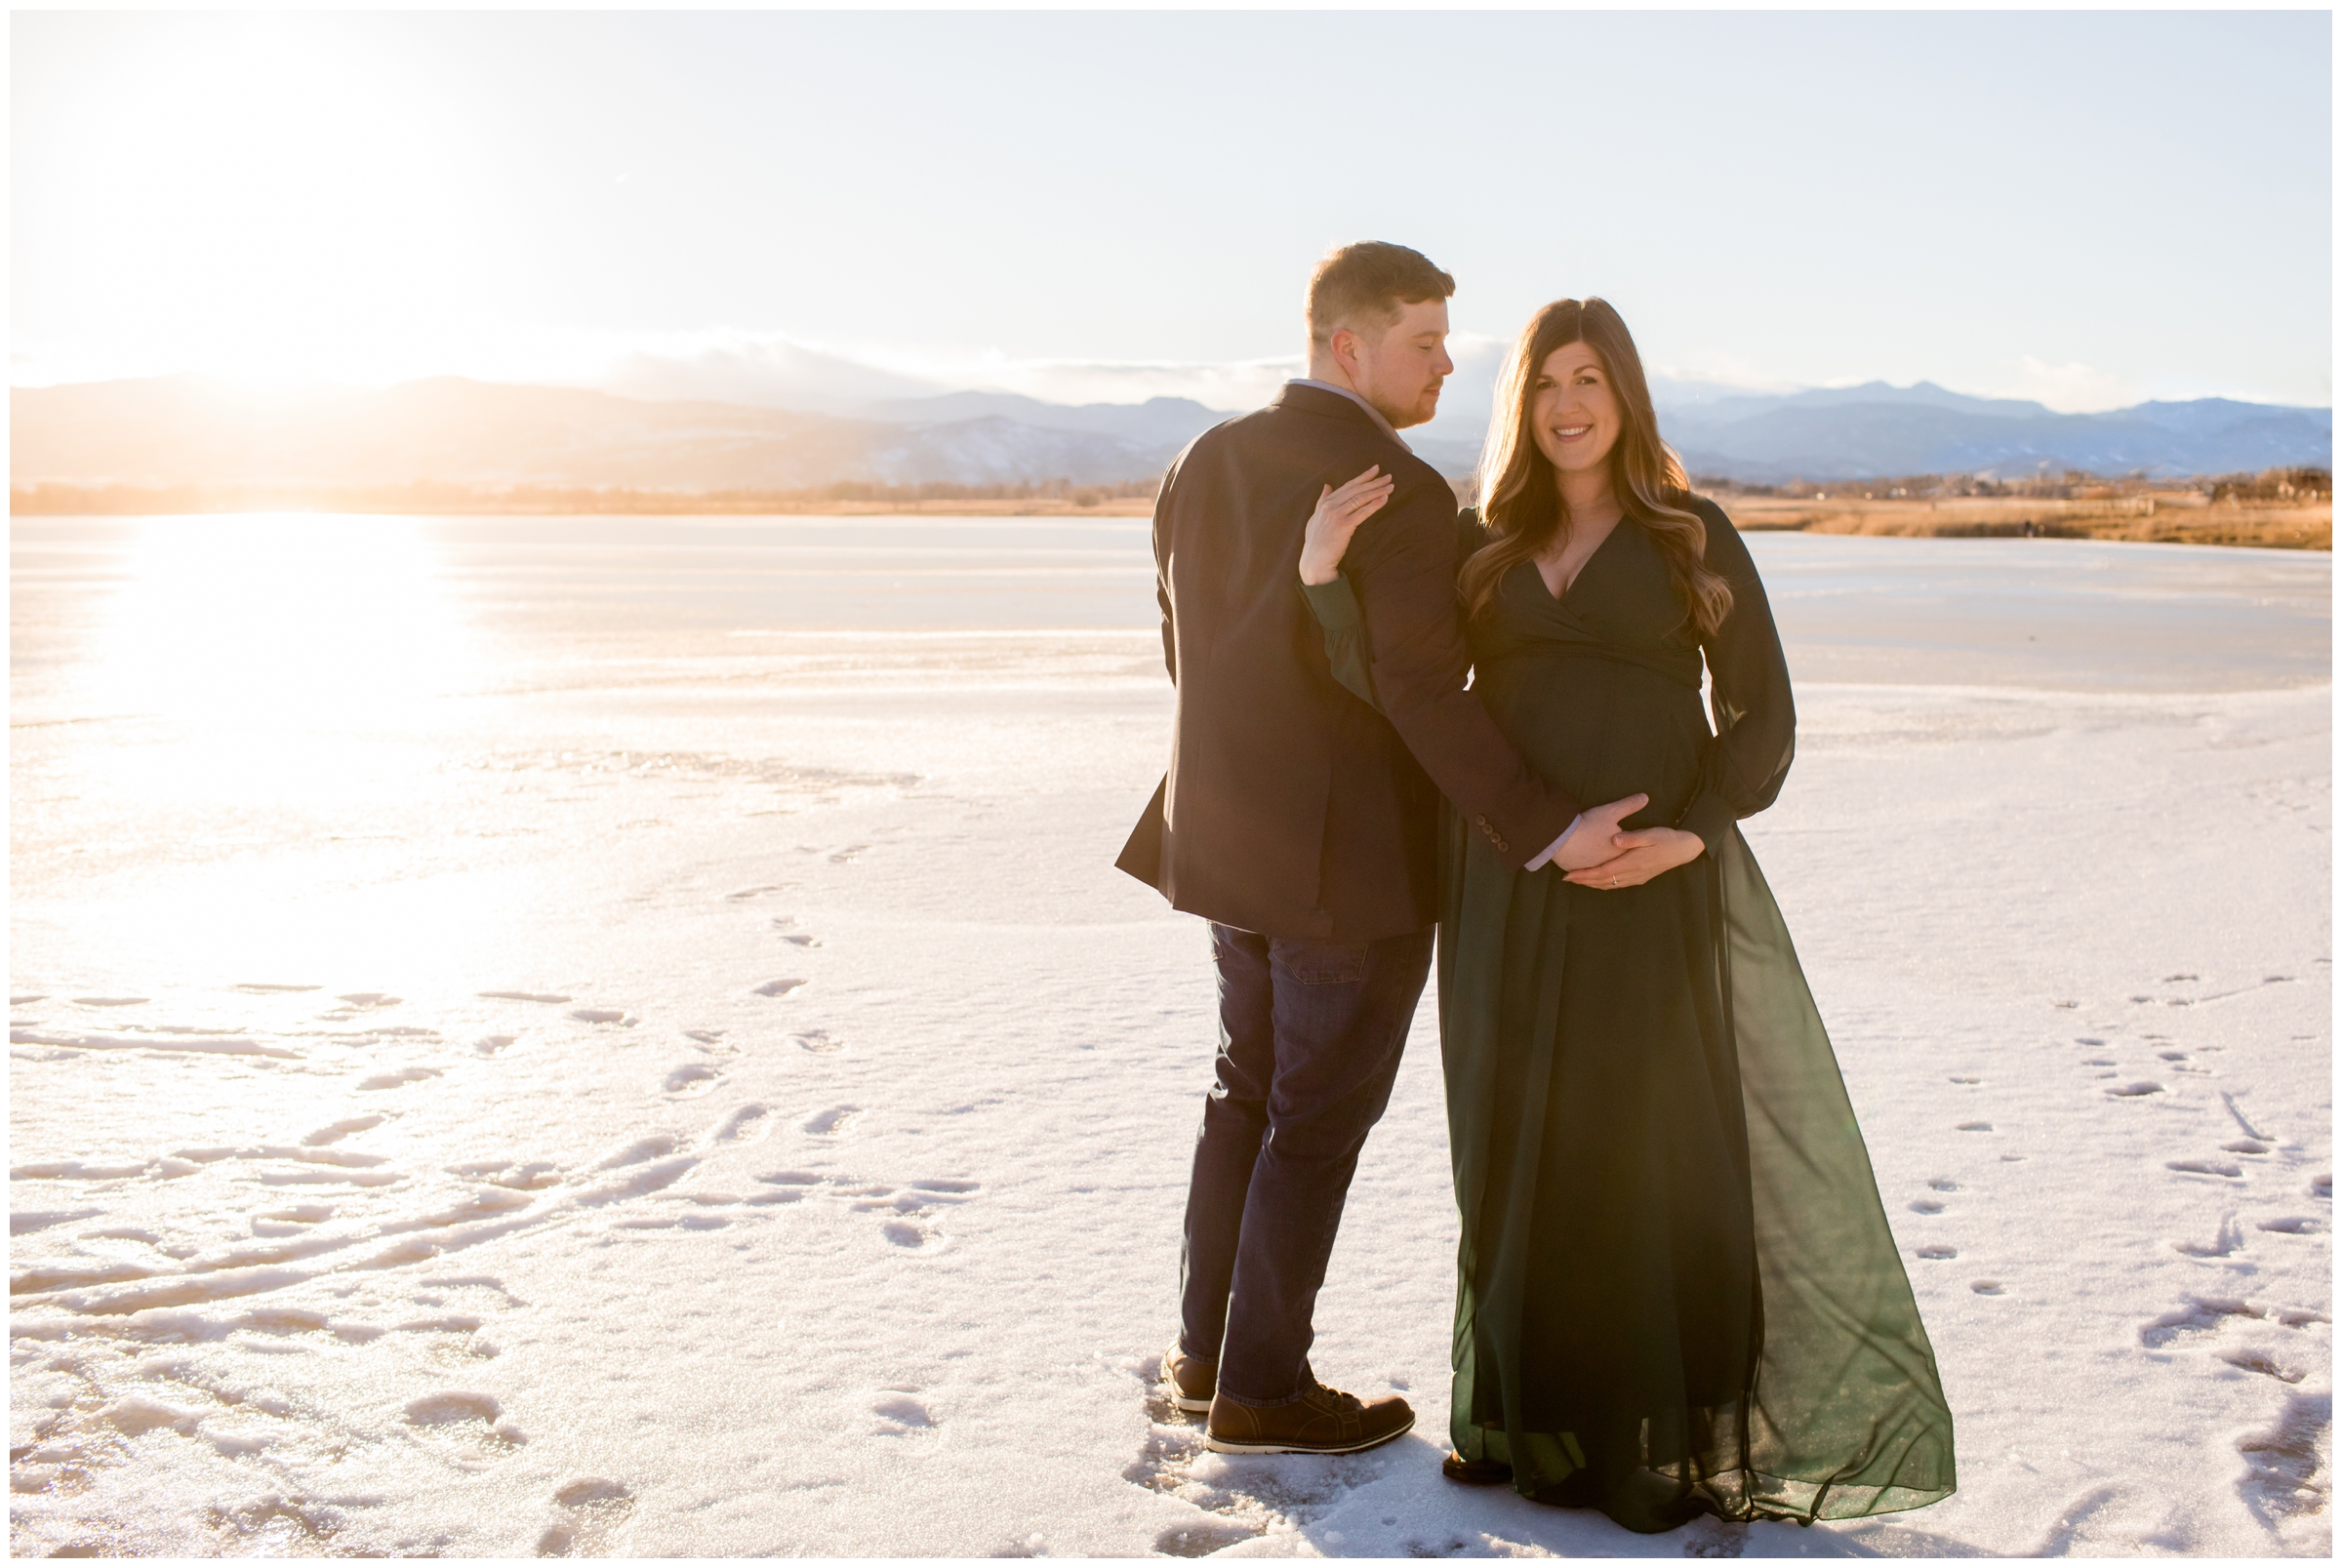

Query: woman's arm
<box><xmin>1298</xmin><ymin>467</ymin><xmax>1396</xmax><ymax>710</ymax></box>
<box><xmin>1301</xmin><ymin>573</ymin><xmax>1380</xmax><ymax>709</ymax></box>
<box><xmin>1673</xmin><ymin>498</ymin><xmax>1797</xmax><ymax>856</ymax></box>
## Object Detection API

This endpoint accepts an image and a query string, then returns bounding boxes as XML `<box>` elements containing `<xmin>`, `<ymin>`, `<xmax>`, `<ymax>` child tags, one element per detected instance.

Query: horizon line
<box><xmin>7</xmin><ymin>367</ymin><xmax>2331</xmax><ymax>419</ymax></box>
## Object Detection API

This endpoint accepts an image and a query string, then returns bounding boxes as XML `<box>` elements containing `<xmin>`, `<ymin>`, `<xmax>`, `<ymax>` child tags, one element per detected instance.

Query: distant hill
<box><xmin>9</xmin><ymin>374</ymin><xmax>2329</xmax><ymax>495</ymax></box>
<box><xmin>9</xmin><ymin>376</ymin><xmax>1201</xmax><ymax>491</ymax></box>
<box><xmin>1655</xmin><ymin>381</ymin><xmax>2330</xmax><ymax>482</ymax></box>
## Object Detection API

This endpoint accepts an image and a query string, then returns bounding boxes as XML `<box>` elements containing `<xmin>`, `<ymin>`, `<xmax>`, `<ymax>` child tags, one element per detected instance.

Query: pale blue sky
<box><xmin>13</xmin><ymin>9</ymin><xmax>2332</xmax><ymax>411</ymax></box>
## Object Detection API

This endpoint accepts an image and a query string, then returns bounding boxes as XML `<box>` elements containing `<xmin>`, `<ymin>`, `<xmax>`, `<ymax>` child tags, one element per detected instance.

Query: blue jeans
<box><xmin>1179</xmin><ymin>920</ymin><xmax>1435</xmax><ymax>1406</ymax></box>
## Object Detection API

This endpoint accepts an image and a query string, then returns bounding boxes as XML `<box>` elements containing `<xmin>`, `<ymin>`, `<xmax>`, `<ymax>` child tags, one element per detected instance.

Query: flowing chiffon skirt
<box><xmin>1439</xmin><ymin>807</ymin><xmax>1958</xmax><ymax>1532</ymax></box>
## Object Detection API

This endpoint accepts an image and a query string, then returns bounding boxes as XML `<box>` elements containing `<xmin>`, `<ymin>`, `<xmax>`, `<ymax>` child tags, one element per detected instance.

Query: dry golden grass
<box><xmin>793</xmin><ymin>495</ymin><xmax>1156</xmax><ymax>517</ymax></box>
<box><xmin>12</xmin><ymin>485</ymin><xmax>2327</xmax><ymax>546</ymax></box>
<box><xmin>1709</xmin><ymin>492</ymin><xmax>2330</xmax><ymax>550</ymax></box>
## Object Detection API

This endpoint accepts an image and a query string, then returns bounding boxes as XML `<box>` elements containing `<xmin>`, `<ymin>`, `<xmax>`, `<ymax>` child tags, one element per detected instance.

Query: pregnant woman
<box><xmin>1298</xmin><ymin>299</ymin><xmax>1956</xmax><ymax>1533</ymax></box>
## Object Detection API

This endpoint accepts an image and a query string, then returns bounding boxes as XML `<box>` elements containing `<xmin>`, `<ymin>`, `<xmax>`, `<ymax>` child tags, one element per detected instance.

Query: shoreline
<box><xmin>9</xmin><ymin>489</ymin><xmax>2329</xmax><ymax>549</ymax></box>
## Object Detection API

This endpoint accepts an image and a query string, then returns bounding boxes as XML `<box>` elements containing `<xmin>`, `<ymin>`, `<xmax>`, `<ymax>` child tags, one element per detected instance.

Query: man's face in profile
<box><xmin>1347</xmin><ymin>298</ymin><xmax>1454</xmax><ymax>430</ymax></box>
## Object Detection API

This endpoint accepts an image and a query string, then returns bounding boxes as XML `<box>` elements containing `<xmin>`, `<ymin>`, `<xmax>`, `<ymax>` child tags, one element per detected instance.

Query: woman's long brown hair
<box><xmin>1457</xmin><ymin>298</ymin><xmax>1733</xmax><ymax>639</ymax></box>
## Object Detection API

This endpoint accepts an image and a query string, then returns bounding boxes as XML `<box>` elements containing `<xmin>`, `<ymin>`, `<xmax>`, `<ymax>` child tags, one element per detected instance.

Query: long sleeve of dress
<box><xmin>1301</xmin><ymin>576</ymin><xmax>1379</xmax><ymax>709</ymax></box>
<box><xmin>1675</xmin><ymin>500</ymin><xmax>1796</xmax><ymax>856</ymax></box>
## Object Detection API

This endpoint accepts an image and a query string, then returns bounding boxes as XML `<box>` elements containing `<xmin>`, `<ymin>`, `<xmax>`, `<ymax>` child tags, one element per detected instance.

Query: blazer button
<box><xmin>1474</xmin><ymin>815</ymin><xmax>1490</xmax><ymax>828</ymax></box>
<box><xmin>1494</xmin><ymin>836</ymin><xmax>1510</xmax><ymax>853</ymax></box>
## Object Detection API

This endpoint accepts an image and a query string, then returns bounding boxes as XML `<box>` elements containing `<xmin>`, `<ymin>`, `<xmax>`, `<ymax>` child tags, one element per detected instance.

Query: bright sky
<box><xmin>12</xmin><ymin>10</ymin><xmax>2333</xmax><ymax>412</ymax></box>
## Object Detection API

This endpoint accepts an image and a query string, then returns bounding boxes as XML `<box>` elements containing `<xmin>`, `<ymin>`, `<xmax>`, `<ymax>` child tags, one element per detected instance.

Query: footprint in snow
<box><xmin>792</xmin><ymin>1030</ymin><xmax>844</xmax><ymax>1054</ymax></box>
<box><xmin>725</xmin><ymin>884</ymin><xmax>793</xmax><ymax>902</ymax></box>
<box><xmin>2172</xmin><ymin>1217</ymin><xmax>2245</xmax><ymax>1258</ymax></box>
<box><xmin>73</xmin><ymin>996</ymin><xmax>149</xmax><ymax>1007</ymax></box>
<box><xmin>869</xmin><ymin>1387</ymin><xmax>936</xmax><ymax>1436</ymax></box>
<box><xmin>359</xmin><ymin>1067</ymin><xmax>444</xmax><ymax>1091</ymax></box>
<box><xmin>538</xmin><ymin>1478</ymin><xmax>635</xmax><ymax>1557</ymax></box>
<box><xmin>338</xmin><ymin>993</ymin><xmax>402</xmax><ymax>1009</ymax></box>
<box><xmin>1909</xmin><ymin>1198</ymin><xmax>1946</xmax><ymax>1215</ymax></box>
<box><xmin>803</xmin><ymin>1106</ymin><xmax>860</xmax><ymax>1138</ymax></box>
<box><xmin>404</xmin><ymin>1390</ymin><xmax>526</xmax><ymax>1469</ymax></box>
<box><xmin>2108</xmin><ymin>1081</ymin><xmax>2165</xmax><ymax>1098</ymax></box>
<box><xmin>1971</xmin><ymin>1280</ymin><xmax>2005</xmax><ymax>1296</ymax></box>
<box><xmin>596</xmin><ymin>1136</ymin><xmax>679</xmax><ymax>1169</ymax></box>
<box><xmin>1915</xmin><ymin>1245</ymin><xmax>1958</xmax><ymax>1260</ymax></box>
<box><xmin>233</xmin><ymin>983</ymin><xmax>319</xmax><ymax>994</ymax></box>
<box><xmin>1928</xmin><ymin>1178</ymin><xmax>1961</xmax><ymax>1192</ymax></box>
<box><xmin>1958</xmin><ymin>1121</ymin><xmax>1994</xmax><ymax>1133</ymax></box>
<box><xmin>1123</xmin><ymin>1360</ymin><xmax>1379</xmax><ymax>1551</ymax></box>
<box><xmin>664</xmin><ymin>1063</ymin><xmax>722</xmax><ymax>1098</ymax></box>
<box><xmin>450</xmin><ymin>1159</ymin><xmax>561</xmax><ymax>1191</ymax></box>
<box><xmin>474</xmin><ymin>1034</ymin><xmax>518</xmax><ymax>1056</ymax></box>
<box><xmin>856</xmin><ymin>1179</ymin><xmax>979</xmax><ymax>1254</ymax></box>
<box><xmin>775</xmin><ymin>932</ymin><xmax>822</xmax><ymax>948</ymax></box>
<box><xmin>750</xmin><ymin>1170</ymin><xmax>824</xmax><ymax>1204</ymax></box>
<box><xmin>2258</xmin><ymin>1217</ymin><xmax>2322</xmax><ymax>1235</ymax></box>
<box><xmin>303</xmin><ymin>1115</ymin><xmax>386</xmax><ymax>1146</ymax></box>
<box><xmin>753</xmin><ymin>979</ymin><xmax>807</xmax><ymax>997</ymax></box>
<box><xmin>2136</xmin><ymin>1294</ymin><xmax>2312</xmax><ymax>1348</ymax></box>
<box><xmin>2168</xmin><ymin>1158</ymin><xmax>2244</xmax><ymax>1180</ymax></box>
<box><xmin>569</xmin><ymin>1009</ymin><xmax>634</xmax><ymax>1026</ymax></box>
<box><xmin>479</xmin><ymin>991</ymin><xmax>572</xmax><ymax>1004</ymax></box>
<box><xmin>705</xmin><ymin>1105</ymin><xmax>771</xmax><ymax>1146</ymax></box>
<box><xmin>2223</xmin><ymin>1347</ymin><xmax>2310</xmax><ymax>1385</ymax></box>
<box><xmin>2224</xmin><ymin>1140</ymin><xmax>2273</xmax><ymax>1156</ymax></box>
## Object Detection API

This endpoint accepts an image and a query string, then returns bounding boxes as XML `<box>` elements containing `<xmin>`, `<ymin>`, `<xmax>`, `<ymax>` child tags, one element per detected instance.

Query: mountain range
<box><xmin>9</xmin><ymin>374</ymin><xmax>2329</xmax><ymax>495</ymax></box>
<box><xmin>1658</xmin><ymin>381</ymin><xmax>2331</xmax><ymax>483</ymax></box>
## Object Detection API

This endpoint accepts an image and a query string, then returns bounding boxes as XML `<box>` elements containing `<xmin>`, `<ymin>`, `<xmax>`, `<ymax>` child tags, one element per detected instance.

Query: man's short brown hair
<box><xmin>1306</xmin><ymin>242</ymin><xmax>1456</xmax><ymax>347</ymax></box>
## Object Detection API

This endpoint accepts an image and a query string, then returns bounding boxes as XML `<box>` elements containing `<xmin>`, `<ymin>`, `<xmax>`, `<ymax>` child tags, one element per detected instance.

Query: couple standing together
<box><xmin>1116</xmin><ymin>242</ymin><xmax>1957</xmax><ymax>1533</ymax></box>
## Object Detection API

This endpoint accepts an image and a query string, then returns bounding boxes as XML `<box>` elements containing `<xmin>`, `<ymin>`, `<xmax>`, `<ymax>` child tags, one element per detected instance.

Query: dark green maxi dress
<box><xmin>1305</xmin><ymin>499</ymin><xmax>1956</xmax><ymax>1533</ymax></box>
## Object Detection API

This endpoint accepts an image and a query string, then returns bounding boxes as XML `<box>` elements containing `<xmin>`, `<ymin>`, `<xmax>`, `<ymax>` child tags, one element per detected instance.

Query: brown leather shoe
<box><xmin>1204</xmin><ymin>1379</ymin><xmax>1414</xmax><ymax>1455</ymax></box>
<box><xmin>1441</xmin><ymin>1451</ymin><xmax>1513</xmax><ymax>1485</ymax></box>
<box><xmin>1161</xmin><ymin>1341</ymin><xmax>1216</xmax><ymax>1415</ymax></box>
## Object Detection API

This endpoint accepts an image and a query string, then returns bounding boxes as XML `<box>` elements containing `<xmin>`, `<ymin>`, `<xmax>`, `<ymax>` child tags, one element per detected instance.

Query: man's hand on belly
<box><xmin>1545</xmin><ymin>792</ymin><xmax>1648</xmax><ymax>872</ymax></box>
<box><xmin>1560</xmin><ymin>825</ymin><xmax>1706</xmax><ymax>889</ymax></box>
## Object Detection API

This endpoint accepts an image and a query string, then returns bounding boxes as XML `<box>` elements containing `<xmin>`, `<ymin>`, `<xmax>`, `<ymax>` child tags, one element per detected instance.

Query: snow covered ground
<box><xmin>9</xmin><ymin>517</ymin><xmax>2331</xmax><ymax>1556</ymax></box>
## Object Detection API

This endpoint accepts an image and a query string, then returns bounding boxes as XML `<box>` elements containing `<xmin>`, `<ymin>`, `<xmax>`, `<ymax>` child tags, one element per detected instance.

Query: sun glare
<box><xmin>92</xmin><ymin>515</ymin><xmax>479</xmax><ymax>766</ymax></box>
<box><xmin>20</xmin><ymin>18</ymin><xmax>511</xmax><ymax>388</ymax></box>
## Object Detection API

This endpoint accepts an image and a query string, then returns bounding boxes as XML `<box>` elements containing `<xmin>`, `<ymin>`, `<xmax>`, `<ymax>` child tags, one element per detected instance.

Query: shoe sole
<box><xmin>1167</xmin><ymin>1390</ymin><xmax>1213</xmax><ymax>1415</ymax></box>
<box><xmin>1441</xmin><ymin>1459</ymin><xmax>1513</xmax><ymax>1486</ymax></box>
<box><xmin>1202</xmin><ymin>1410</ymin><xmax>1415</xmax><ymax>1456</ymax></box>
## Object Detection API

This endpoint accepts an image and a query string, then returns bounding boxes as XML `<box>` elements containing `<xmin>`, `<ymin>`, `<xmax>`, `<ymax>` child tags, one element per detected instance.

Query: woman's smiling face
<box><xmin>1529</xmin><ymin>341</ymin><xmax>1623</xmax><ymax>480</ymax></box>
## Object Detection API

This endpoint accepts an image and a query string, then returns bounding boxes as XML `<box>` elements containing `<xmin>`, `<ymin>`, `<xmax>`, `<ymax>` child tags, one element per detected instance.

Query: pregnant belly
<box><xmin>1476</xmin><ymin>655</ymin><xmax>1708</xmax><ymax>829</ymax></box>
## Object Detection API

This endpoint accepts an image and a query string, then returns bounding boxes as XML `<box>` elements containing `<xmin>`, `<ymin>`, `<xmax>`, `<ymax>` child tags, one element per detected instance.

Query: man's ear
<box><xmin>1328</xmin><ymin>326</ymin><xmax>1360</xmax><ymax>382</ymax></box>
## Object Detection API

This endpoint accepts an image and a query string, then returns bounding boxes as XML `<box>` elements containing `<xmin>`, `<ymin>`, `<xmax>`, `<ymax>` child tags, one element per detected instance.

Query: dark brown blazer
<box><xmin>1115</xmin><ymin>382</ymin><xmax>1582</xmax><ymax>942</ymax></box>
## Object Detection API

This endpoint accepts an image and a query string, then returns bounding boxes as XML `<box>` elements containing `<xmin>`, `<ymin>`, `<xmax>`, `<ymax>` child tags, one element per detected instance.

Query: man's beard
<box><xmin>1379</xmin><ymin>384</ymin><xmax>1442</xmax><ymax>431</ymax></box>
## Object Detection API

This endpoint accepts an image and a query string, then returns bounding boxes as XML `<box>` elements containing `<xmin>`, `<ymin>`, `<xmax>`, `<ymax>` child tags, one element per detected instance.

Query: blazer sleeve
<box><xmin>1339</xmin><ymin>468</ymin><xmax>1582</xmax><ymax>865</ymax></box>
<box><xmin>1674</xmin><ymin>499</ymin><xmax>1797</xmax><ymax>855</ymax></box>
<box><xmin>1151</xmin><ymin>460</ymin><xmax>1179</xmax><ymax>684</ymax></box>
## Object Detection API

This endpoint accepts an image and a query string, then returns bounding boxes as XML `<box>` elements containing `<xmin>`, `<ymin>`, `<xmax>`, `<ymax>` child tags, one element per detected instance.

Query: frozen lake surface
<box><xmin>10</xmin><ymin>515</ymin><xmax>2332</xmax><ymax>1556</ymax></box>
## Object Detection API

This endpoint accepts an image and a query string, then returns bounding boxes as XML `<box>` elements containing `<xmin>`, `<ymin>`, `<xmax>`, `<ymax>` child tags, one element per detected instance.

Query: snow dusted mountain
<box><xmin>8</xmin><ymin>377</ymin><xmax>1208</xmax><ymax>491</ymax></box>
<box><xmin>9</xmin><ymin>374</ymin><xmax>2329</xmax><ymax>494</ymax></box>
<box><xmin>857</xmin><ymin>390</ymin><xmax>1229</xmax><ymax>450</ymax></box>
<box><xmin>1654</xmin><ymin>381</ymin><xmax>2331</xmax><ymax>482</ymax></box>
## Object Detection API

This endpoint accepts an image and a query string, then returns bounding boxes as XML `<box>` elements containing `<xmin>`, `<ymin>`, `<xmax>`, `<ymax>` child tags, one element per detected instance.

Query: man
<box><xmin>1116</xmin><ymin>242</ymin><xmax>1646</xmax><ymax>1456</ymax></box>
